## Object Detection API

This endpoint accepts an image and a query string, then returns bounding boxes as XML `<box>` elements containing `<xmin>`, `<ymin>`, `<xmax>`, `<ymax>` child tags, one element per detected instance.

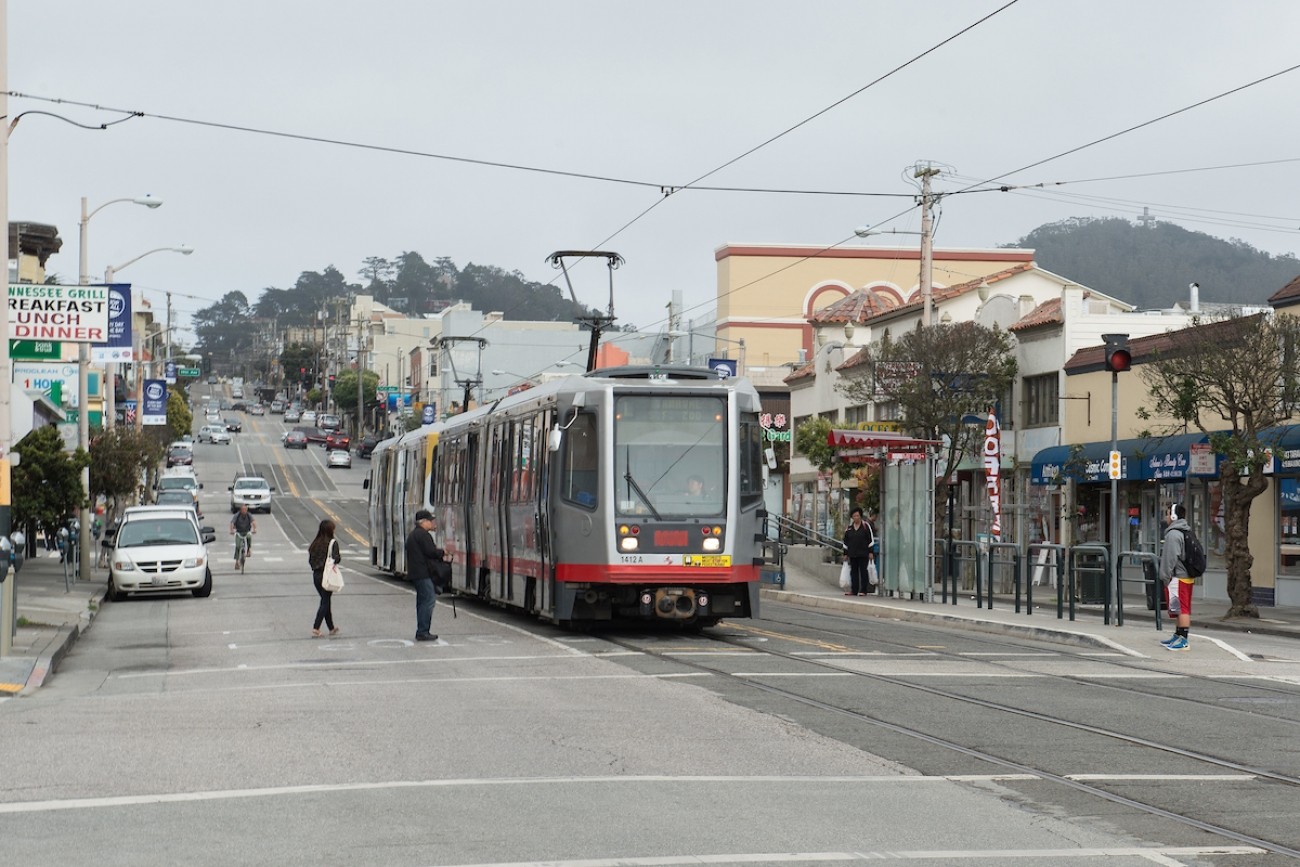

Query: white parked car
<box><xmin>197</xmin><ymin>424</ymin><xmax>232</xmax><ymax>445</ymax></box>
<box><xmin>229</xmin><ymin>476</ymin><xmax>274</xmax><ymax>513</ymax></box>
<box><xmin>300</xmin><ymin>410</ymin><xmax>317</xmax><ymax>425</ymax></box>
<box><xmin>108</xmin><ymin>506</ymin><xmax>215</xmax><ymax>600</ymax></box>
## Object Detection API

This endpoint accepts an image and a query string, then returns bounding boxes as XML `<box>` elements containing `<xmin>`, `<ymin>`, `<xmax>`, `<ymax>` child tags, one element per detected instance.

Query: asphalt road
<box><xmin>1</xmin><ymin>394</ymin><xmax>1297</xmax><ymax>865</ymax></box>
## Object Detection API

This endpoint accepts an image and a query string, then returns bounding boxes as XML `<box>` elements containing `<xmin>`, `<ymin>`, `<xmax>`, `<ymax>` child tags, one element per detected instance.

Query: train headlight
<box><xmin>620</xmin><ymin>537</ymin><xmax>639</xmax><ymax>551</ymax></box>
<box><xmin>702</xmin><ymin>537</ymin><xmax>721</xmax><ymax>552</ymax></box>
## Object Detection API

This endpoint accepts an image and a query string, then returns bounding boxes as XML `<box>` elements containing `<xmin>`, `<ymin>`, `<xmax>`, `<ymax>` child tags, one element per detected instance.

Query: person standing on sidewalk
<box><xmin>406</xmin><ymin>510</ymin><xmax>442</xmax><ymax>642</ymax></box>
<box><xmin>1160</xmin><ymin>503</ymin><xmax>1193</xmax><ymax>651</ymax></box>
<box><xmin>842</xmin><ymin>507</ymin><xmax>876</xmax><ymax>597</ymax></box>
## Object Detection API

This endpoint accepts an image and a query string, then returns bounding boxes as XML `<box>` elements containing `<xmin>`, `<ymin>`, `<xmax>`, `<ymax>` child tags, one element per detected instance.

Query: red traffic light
<box><xmin>1102</xmin><ymin>333</ymin><xmax>1132</xmax><ymax>373</ymax></box>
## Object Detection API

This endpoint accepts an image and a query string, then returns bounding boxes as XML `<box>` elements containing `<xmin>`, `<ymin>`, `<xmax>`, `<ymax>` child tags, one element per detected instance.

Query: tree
<box><xmin>91</xmin><ymin>426</ymin><xmax>162</xmax><ymax>519</ymax></box>
<box><xmin>193</xmin><ymin>291</ymin><xmax>255</xmax><ymax>364</ymax></box>
<box><xmin>331</xmin><ymin>369</ymin><xmax>381</xmax><ymax>422</ymax></box>
<box><xmin>793</xmin><ymin>416</ymin><xmax>852</xmax><ymax>481</ymax></box>
<box><xmin>837</xmin><ymin>321</ymin><xmax>1018</xmax><ymax>515</ymax></box>
<box><xmin>166</xmin><ymin>388</ymin><xmax>193</xmax><ymax>441</ymax></box>
<box><xmin>1138</xmin><ymin>312</ymin><xmax>1300</xmax><ymax>619</ymax></box>
<box><xmin>12</xmin><ymin>425</ymin><xmax>89</xmax><ymax>538</ymax></box>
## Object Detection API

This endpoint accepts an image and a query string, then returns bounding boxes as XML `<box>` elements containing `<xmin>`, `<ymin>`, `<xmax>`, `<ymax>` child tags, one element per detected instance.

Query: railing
<box><xmin>1027</xmin><ymin>543</ymin><xmax>1066</xmax><ymax>619</ymax></box>
<box><xmin>772</xmin><ymin>513</ymin><xmax>844</xmax><ymax>552</ymax></box>
<box><xmin>945</xmin><ymin>540</ymin><xmax>982</xmax><ymax>606</ymax></box>
<box><xmin>987</xmin><ymin>542</ymin><xmax>1021</xmax><ymax>613</ymax></box>
<box><xmin>1068</xmin><ymin>544</ymin><xmax>1112</xmax><ymax>625</ymax></box>
<box><xmin>1115</xmin><ymin>550</ymin><xmax>1163</xmax><ymax>630</ymax></box>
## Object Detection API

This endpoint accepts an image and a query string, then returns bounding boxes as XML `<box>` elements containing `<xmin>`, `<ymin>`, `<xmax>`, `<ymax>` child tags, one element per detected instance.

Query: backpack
<box><xmin>1179</xmin><ymin>528</ymin><xmax>1207</xmax><ymax>578</ymax></box>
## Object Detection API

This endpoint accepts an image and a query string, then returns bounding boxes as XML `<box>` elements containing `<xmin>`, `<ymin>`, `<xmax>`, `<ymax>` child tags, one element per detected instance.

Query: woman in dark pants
<box><xmin>307</xmin><ymin>519</ymin><xmax>341</xmax><ymax>637</ymax></box>
<box><xmin>842</xmin><ymin>508</ymin><xmax>876</xmax><ymax>596</ymax></box>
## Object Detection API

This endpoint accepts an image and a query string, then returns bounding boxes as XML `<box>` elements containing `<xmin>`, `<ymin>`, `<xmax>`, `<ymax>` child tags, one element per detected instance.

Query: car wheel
<box><xmin>106</xmin><ymin>575</ymin><xmax>126</xmax><ymax>602</ymax></box>
<box><xmin>193</xmin><ymin>569</ymin><xmax>213</xmax><ymax>598</ymax></box>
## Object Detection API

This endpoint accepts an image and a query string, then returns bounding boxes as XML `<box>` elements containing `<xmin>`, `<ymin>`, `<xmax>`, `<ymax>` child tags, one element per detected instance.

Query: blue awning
<box><xmin>1031</xmin><ymin>432</ymin><xmax>1219</xmax><ymax>485</ymax></box>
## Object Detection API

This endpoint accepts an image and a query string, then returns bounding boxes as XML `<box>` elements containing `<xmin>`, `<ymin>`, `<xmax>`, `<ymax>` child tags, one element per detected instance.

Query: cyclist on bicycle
<box><xmin>230</xmin><ymin>504</ymin><xmax>257</xmax><ymax>566</ymax></box>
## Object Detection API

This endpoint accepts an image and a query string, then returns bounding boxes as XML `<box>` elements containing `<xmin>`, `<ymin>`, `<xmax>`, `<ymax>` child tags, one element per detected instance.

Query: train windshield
<box><xmin>613</xmin><ymin>394</ymin><xmax>726</xmax><ymax>518</ymax></box>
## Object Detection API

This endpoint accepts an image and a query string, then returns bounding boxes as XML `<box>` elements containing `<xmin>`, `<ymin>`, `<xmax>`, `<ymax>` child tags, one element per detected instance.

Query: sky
<box><xmin>9</xmin><ymin>1</ymin><xmax>1300</xmax><ymax>346</ymax></box>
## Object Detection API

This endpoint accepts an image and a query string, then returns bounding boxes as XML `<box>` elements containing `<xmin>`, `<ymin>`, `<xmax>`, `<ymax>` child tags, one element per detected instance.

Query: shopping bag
<box><xmin>839</xmin><ymin>561</ymin><xmax>851</xmax><ymax>590</ymax></box>
<box><xmin>867</xmin><ymin>560</ymin><xmax>879</xmax><ymax>586</ymax></box>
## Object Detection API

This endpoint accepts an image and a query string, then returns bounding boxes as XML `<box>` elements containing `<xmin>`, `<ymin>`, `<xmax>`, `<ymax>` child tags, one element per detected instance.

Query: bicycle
<box><xmin>233</xmin><ymin>531</ymin><xmax>253</xmax><ymax>573</ymax></box>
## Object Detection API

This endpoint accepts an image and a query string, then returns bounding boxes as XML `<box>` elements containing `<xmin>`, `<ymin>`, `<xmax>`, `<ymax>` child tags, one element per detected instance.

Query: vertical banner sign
<box><xmin>983</xmin><ymin>410</ymin><xmax>1002</xmax><ymax>541</ymax></box>
<box><xmin>142</xmin><ymin>379</ymin><xmax>168</xmax><ymax>426</ymax></box>
<box><xmin>90</xmin><ymin>283</ymin><xmax>133</xmax><ymax>362</ymax></box>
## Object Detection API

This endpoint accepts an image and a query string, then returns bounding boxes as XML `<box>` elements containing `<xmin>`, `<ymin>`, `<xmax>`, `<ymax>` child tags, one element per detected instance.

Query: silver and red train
<box><xmin>366</xmin><ymin>366</ymin><xmax>765</xmax><ymax>626</ymax></box>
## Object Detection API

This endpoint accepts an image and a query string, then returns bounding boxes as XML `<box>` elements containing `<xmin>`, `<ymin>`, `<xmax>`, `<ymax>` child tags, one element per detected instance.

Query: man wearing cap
<box><xmin>406</xmin><ymin>510</ymin><xmax>442</xmax><ymax>641</ymax></box>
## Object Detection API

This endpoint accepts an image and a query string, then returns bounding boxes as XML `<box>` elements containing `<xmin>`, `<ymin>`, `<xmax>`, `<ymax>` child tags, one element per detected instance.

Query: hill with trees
<box><xmin>1006</xmin><ymin>218</ymin><xmax>1300</xmax><ymax>310</ymax></box>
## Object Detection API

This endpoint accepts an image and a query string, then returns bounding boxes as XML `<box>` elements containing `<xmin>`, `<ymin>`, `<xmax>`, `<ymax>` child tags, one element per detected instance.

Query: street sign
<box><xmin>178</xmin><ymin>367</ymin><xmax>201</xmax><ymax>378</ymax></box>
<box><xmin>9</xmin><ymin>339</ymin><xmax>62</xmax><ymax>360</ymax></box>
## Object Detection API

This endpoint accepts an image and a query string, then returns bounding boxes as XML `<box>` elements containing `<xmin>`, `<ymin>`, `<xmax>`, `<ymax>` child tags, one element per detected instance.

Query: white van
<box><xmin>107</xmin><ymin>506</ymin><xmax>216</xmax><ymax>599</ymax></box>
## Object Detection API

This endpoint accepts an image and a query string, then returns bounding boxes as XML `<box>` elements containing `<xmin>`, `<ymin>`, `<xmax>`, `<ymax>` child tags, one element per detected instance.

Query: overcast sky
<box><xmin>10</xmin><ymin>1</ymin><xmax>1300</xmax><ymax>344</ymax></box>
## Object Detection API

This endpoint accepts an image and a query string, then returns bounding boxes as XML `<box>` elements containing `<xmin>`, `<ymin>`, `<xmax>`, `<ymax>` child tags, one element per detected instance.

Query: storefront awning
<box><xmin>827</xmin><ymin>429</ymin><xmax>942</xmax><ymax>450</ymax></box>
<box><xmin>1031</xmin><ymin>432</ymin><xmax>1220</xmax><ymax>484</ymax></box>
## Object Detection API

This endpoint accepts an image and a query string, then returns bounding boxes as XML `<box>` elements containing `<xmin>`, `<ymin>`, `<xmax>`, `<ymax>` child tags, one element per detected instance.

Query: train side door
<box><xmin>464</xmin><ymin>431</ymin><xmax>480</xmax><ymax>593</ymax></box>
<box><xmin>485</xmin><ymin>421</ymin><xmax>508</xmax><ymax>600</ymax></box>
<box><xmin>393</xmin><ymin>447</ymin><xmax>408</xmax><ymax>573</ymax></box>
<box><xmin>516</xmin><ymin>411</ymin><xmax>547</xmax><ymax>613</ymax></box>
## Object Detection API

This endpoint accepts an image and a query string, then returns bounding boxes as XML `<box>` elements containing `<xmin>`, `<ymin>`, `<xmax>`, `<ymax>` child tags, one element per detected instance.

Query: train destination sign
<box><xmin>8</xmin><ymin>283</ymin><xmax>109</xmax><ymax>343</ymax></box>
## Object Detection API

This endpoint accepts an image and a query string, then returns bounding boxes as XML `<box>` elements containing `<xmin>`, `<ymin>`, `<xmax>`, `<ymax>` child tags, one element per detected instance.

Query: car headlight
<box><xmin>183</xmin><ymin>557</ymin><xmax>205</xmax><ymax>568</ymax></box>
<box><xmin>113</xmin><ymin>559</ymin><xmax>136</xmax><ymax>571</ymax></box>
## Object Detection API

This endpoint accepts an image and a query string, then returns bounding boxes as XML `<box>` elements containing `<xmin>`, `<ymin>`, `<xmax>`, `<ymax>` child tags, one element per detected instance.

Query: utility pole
<box><xmin>914</xmin><ymin>162</ymin><xmax>940</xmax><ymax>328</ymax></box>
<box><xmin>355</xmin><ymin>312</ymin><xmax>365</xmax><ymax>439</ymax></box>
<box><xmin>0</xmin><ymin>0</ymin><xmax>14</xmax><ymax>655</ymax></box>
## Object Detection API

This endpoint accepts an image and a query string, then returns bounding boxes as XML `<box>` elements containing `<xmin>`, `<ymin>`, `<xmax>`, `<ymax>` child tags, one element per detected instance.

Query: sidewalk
<box><xmin>761</xmin><ymin>545</ymin><xmax>1300</xmax><ymax>652</ymax></box>
<box><xmin>0</xmin><ymin>551</ymin><xmax>104</xmax><ymax>697</ymax></box>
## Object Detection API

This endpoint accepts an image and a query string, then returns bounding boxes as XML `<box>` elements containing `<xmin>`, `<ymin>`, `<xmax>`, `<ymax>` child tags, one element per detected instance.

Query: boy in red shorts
<box><xmin>1160</xmin><ymin>503</ymin><xmax>1193</xmax><ymax>651</ymax></box>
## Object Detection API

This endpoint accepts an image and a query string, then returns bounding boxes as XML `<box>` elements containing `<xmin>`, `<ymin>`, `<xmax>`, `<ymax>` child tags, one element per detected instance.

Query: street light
<box><xmin>104</xmin><ymin>246</ymin><xmax>194</xmax><ymax>432</ymax></box>
<box><xmin>77</xmin><ymin>194</ymin><xmax>164</xmax><ymax>583</ymax></box>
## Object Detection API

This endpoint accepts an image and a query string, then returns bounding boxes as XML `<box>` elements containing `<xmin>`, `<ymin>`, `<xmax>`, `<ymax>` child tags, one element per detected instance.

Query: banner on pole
<box><xmin>983</xmin><ymin>410</ymin><xmax>1002</xmax><ymax>541</ymax></box>
<box><xmin>91</xmin><ymin>284</ymin><xmax>133</xmax><ymax>362</ymax></box>
<box><xmin>142</xmin><ymin>379</ymin><xmax>168</xmax><ymax>426</ymax></box>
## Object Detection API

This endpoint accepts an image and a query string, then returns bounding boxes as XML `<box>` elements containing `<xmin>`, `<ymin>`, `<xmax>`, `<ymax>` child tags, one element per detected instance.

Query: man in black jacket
<box><xmin>406</xmin><ymin>510</ymin><xmax>442</xmax><ymax>641</ymax></box>
<box><xmin>842</xmin><ymin>507</ymin><xmax>876</xmax><ymax>596</ymax></box>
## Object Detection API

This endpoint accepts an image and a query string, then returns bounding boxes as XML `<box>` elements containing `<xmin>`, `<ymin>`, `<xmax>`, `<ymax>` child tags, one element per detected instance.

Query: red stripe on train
<box><xmin>556</xmin><ymin>563</ymin><xmax>759</xmax><ymax>583</ymax></box>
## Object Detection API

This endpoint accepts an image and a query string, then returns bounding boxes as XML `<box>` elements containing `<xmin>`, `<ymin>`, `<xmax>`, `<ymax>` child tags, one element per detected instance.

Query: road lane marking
<box><xmin>113</xmin><ymin>651</ymin><xmax>591</xmax><ymax>679</ymax></box>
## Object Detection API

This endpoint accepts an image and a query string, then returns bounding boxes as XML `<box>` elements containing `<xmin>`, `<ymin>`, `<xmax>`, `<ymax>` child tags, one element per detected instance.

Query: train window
<box><xmin>738</xmin><ymin>413</ymin><xmax>765</xmax><ymax>506</ymax></box>
<box><xmin>613</xmin><ymin>394</ymin><xmax>725</xmax><ymax>518</ymax></box>
<box><xmin>562</xmin><ymin>412</ymin><xmax>598</xmax><ymax>509</ymax></box>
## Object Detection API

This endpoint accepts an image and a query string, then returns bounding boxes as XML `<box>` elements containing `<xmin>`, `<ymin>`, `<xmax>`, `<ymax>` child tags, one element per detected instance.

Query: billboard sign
<box><xmin>8</xmin><ymin>283</ymin><xmax>109</xmax><ymax>343</ymax></box>
<box><xmin>707</xmin><ymin>358</ymin><xmax>737</xmax><ymax>379</ymax></box>
<box><xmin>91</xmin><ymin>284</ymin><xmax>133</xmax><ymax>362</ymax></box>
<box><xmin>142</xmin><ymin>379</ymin><xmax>168</xmax><ymax>426</ymax></box>
<box><xmin>15</xmin><ymin>361</ymin><xmax>79</xmax><ymax>406</ymax></box>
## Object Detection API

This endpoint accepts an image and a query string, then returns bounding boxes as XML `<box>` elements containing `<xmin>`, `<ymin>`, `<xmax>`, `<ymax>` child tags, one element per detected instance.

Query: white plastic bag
<box><xmin>839</xmin><ymin>561</ymin><xmax>851</xmax><ymax>590</ymax></box>
<box><xmin>868</xmin><ymin>560</ymin><xmax>879</xmax><ymax>586</ymax></box>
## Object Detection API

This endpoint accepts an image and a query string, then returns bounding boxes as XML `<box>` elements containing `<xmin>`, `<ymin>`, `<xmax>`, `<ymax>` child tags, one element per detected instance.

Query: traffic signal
<box><xmin>1102</xmin><ymin>333</ymin><xmax>1131</xmax><ymax>373</ymax></box>
<box><xmin>328</xmin><ymin>374</ymin><xmax>336</xmax><ymax>388</ymax></box>
<box><xmin>1108</xmin><ymin>449</ymin><xmax>1122</xmax><ymax>480</ymax></box>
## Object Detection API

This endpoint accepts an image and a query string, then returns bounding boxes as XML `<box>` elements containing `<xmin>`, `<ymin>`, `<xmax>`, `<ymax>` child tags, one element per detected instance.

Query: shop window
<box><xmin>1280</xmin><ymin>478</ymin><xmax>1300</xmax><ymax>577</ymax></box>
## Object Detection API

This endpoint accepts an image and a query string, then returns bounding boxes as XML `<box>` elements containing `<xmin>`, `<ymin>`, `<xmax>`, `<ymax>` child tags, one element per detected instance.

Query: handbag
<box><xmin>867</xmin><ymin>559</ymin><xmax>879</xmax><ymax>586</ymax></box>
<box><xmin>321</xmin><ymin>539</ymin><xmax>344</xmax><ymax>592</ymax></box>
<box><xmin>839</xmin><ymin>560</ymin><xmax>851</xmax><ymax>590</ymax></box>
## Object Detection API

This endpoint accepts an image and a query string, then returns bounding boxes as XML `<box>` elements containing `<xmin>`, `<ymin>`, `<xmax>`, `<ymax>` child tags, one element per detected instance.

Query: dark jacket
<box><xmin>405</xmin><ymin>526</ymin><xmax>443</xmax><ymax>582</ymax></box>
<box><xmin>307</xmin><ymin>535</ymin><xmax>341</xmax><ymax>572</ymax></box>
<box><xmin>843</xmin><ymin>520</ymin><xmax>875</xmax><ymax>558</ymax></box>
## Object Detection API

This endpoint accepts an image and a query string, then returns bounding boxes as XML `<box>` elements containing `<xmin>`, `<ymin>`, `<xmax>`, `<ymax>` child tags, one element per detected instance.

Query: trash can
<box><xmin>1144</xmin><ymin>559</ymin><xmax>1167</xmax><ymax>611</ymax></box>
<box><xmin>1078</xmin><ymin>552</ymin><xmax>1106</xmax><ymax>605</ymax></box>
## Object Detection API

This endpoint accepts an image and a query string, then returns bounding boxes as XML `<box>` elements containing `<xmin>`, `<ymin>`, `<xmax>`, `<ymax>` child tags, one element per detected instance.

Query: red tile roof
<box><xmin>883</xmin><ymin>262</ymin><xmax>1035</xmax><ymax>318</ymax></box>
<box><xmin>835</xmin><ymin>346</ymin><xmax>872</xmax><ymax>372</ymax></box>
<box><xmin>1009</xmin><ymin>297</ymin><xmax>1063</xmax><ymax>332</ymax></box>
<box><xmin>784</xmin><ymin>362</ymin><xmax>816</xmax><ymax>384</ymax></box>
<box><xmin>1269</xmin><ymin>274</ymin><xmax>1300</xmax><ymax>305</ymax></box>
<box><xmin>809</xmin><ymin>288</ymin><xmax>898</xmax><ymax>324</ymax></box>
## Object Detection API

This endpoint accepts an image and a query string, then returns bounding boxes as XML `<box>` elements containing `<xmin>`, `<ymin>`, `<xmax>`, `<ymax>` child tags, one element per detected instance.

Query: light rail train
<box><xmin>367</xmin><ymin>366</ymin><xmax>766</xmax><ymax>626</ymax></box>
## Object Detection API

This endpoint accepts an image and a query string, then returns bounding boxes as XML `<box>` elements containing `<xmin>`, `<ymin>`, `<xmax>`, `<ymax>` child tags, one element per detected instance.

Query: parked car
<box><xmin>300</xmin><ymin>410</ymin><xmax>317</xmax><ymax>426</ymax></box>
<box><xmin>197</xmin><ymin>424</ymin><xmax>232</xmax><ymax>445</ymax></box>
<box><xmin>324</xmin><ymin>431</ymin><xmax>351</xmax><ymax>451</ymax></box>
<box><xmin>156</xmin><ymin>473</ymin><xmax>202</xmax><ymax>506</ymax></box>
<box><xmin>107</xmin><ymin>507</ymin><xmax>215</xmax><ymax>600</ymax></box>
<box><xmin>224</xmin><ymin>416</ymin><xmax>243</xmax><ymax>433</ymax></box>
<box><xmin>154</xmin><ymin>489</ymin><xmax>204</xmax><ymax>519</ymax></box>
<box><xmin>283</xmin><ymin>407</ymin><xmax>302</xmax><ymax>423</ymax></box>
<box><xmin>356</xmin><ymin>432</ymin><xmax>388</xmax><ymax>458</ymax></box>
<box><xmin>207</xmin><ymin>375</ymin><xmax>217</xmax><ymax>385</ymax></box>
<box><xmin>318</xmin><ymin>413</ymin><xmax>341</xmax><ymax>432</ymax></box>
<box><xmin>269</xmin><ymin>400</ymin><xmax>285</xmax><ymax>414</ymax></box>
<box><xmin>229</xmin><ymin>476</ymin><xmax>274</xmax><ymax>513</ymax></box>
<box><xmin>326</xmin><ymin>448</ymin><xmax>352</xmax><ymax>469</ymax></box>
<box><xmin>166</xmin><ymin>443</ymin><xmax>194</xmax><ymax>467</ymax></box>
<box><xmin>249</xmin><ymin>404</ymin><xmax>266</xmax><ymax>416</ymax></box>
<box><xmin>283</xmin><ymin>430</ymin><xmax>308</xmax><ymax>449</ymax></box>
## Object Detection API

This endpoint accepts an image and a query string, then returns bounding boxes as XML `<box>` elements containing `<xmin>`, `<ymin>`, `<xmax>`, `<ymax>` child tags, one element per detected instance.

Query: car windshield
<box><xmin>158</xmin><ymin>478</ymin><xmax>196</xmax><ymax>491</ymax></box>
<box><xmin>156</xmin><ymin>493</ymin><xmax>192</xmax><ymax>505</ymax></box>
<box><xmin>235</xmin><ymin>479</ymin><xmax>269</xmax><ymax>490</ymax></box>
<box><xmin>116</xmin><ymin>519</ymin><xmax>199</xmax><ymax>548</ymax></box>
<box><xmin>613</xmin><ymin>394</ymin><xmax>726</xmax><ymax>518</ymax></box>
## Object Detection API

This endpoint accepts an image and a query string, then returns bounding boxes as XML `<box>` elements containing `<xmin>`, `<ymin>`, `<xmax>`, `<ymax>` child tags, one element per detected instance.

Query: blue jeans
<box><xmin>414</xmin><ymin>577</ymin><xmax>437</xmax><ymax>636</ymax></box>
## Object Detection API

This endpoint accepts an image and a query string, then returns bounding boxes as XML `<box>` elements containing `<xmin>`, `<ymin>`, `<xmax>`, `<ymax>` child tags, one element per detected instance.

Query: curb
<box><xmin>20</xmin><ymin>586</ymin><xmax>104</xmax><ymax>696</ymax></box>
<box><xmin>761</xmin><ymin>588</ymin><xmax>1127</xmax><ymax>653</ymax></box>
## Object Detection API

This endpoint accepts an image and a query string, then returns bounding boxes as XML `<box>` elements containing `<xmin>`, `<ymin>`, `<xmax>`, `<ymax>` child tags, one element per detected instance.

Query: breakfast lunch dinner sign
<box><xmin>8</xmin><ymin>284</ymin><xmax>110</xmax><ymax>343</ymax></box>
